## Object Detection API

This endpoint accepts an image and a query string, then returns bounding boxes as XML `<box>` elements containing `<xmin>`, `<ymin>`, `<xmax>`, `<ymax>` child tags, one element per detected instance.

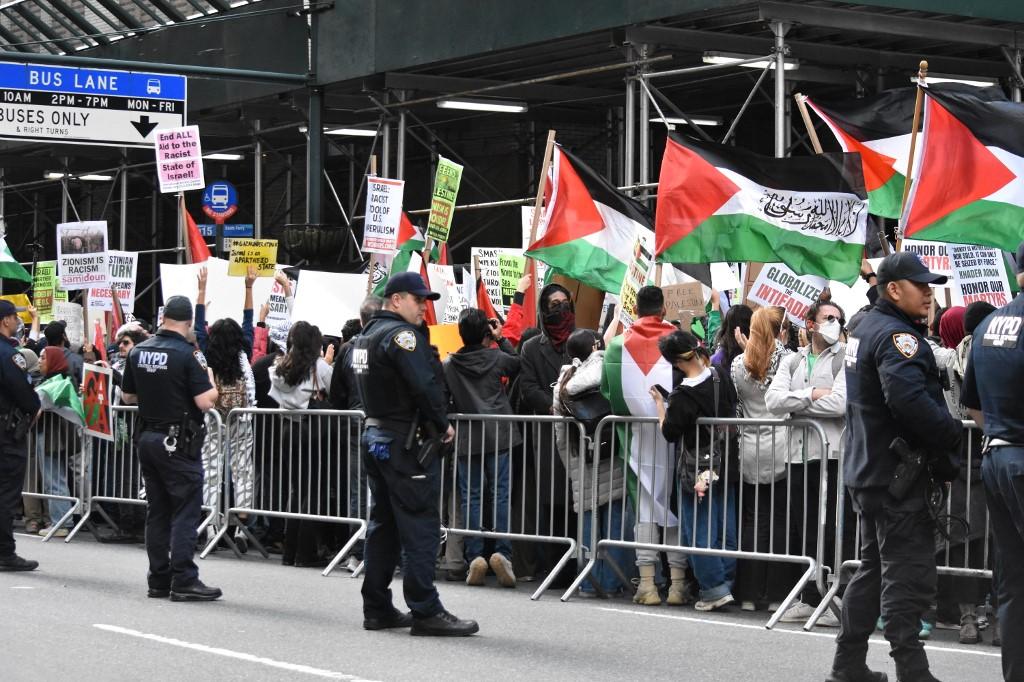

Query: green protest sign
<box><xmin>498</xmin><ymin>253</ymin><xmax>527</xmax><ymax>308</ymax></box>
<box><xmin>32</xmin><ymin>260</ymin><xmax>67</xmax><ymax>323</ymax></box>
<box><xmin>426</xmin><ymin>156</ymin><xmax>463</xmax><ymax>243</ymax></box>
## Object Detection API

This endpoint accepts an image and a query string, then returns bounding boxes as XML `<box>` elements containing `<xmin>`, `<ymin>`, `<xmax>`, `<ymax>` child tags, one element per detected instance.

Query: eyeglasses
<box><xmin>118</xmin><ymin>339</ymin><xmax>132</xmax><ymax>346</ymax></box>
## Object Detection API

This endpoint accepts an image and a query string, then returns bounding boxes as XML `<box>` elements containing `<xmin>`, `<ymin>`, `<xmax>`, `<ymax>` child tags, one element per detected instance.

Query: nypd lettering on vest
<box><xmin>138</xmin><ymin>350</ymin><xmax>169</xmax><ymax>373</ymax></box>
<box><xmin>982</xmin><ymin>315</ymin><xmax>1022</xmax><ymax>348</ymax></box>
<box><xmin>845</xmin><ymin>337</ymin><xmax>860</xmax><ymax>369</ymax></box>
<box><xmin>351</xmin><ymin>347</ymin><xmax>369</xmax><ymax>374</ymax></box>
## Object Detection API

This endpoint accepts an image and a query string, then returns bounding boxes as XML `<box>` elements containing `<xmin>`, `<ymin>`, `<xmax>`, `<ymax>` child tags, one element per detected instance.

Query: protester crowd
<box><xmin>7</xmin><ymin>258</ymin><xmax>1000</xmax><ymax>646</ymax></box>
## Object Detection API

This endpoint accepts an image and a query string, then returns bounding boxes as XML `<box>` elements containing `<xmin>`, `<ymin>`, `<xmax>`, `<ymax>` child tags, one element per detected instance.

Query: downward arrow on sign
<box><xmin>131</xmin><ymin>115</ymin><xmax>158</xmax><ymax>138</ymax></box>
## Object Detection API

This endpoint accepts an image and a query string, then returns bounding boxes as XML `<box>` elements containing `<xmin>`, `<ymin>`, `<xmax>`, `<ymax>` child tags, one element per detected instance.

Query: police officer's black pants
<box><xmin>981</xmin><ymin>446</ymin><xmax>1024</xmax><ymax>682</ymax></box>
<box><xmin>361</xmin><ymin>444</ymin><xmax>443</xmax><ymax>620</ymax></box>
<box><xmin>834</xmin><ymin>486</ymin><xmax>935</xmax><ymax>678</ymax></box>
<box><xmin>137</xmin><ymin>432</ymin><xmax>203</xmax><ymax>589</ymax></box>
<box><xmin>0</xmin><ymin>442</ymin><xmax>28</xmax><ymax>558</ymax></box>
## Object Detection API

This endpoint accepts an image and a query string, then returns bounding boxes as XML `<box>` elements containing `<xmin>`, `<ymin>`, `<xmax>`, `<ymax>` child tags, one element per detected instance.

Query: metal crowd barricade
<box><xmin>203</xmin><ymin>407</ymin><xmax>367</xmax><ymax>577</ymax></box>
<box><xmin>808</xmin><ymin>420</ymin><xmax>994</xmax><ymax>630</ymax></box>
<box><xmin>24</xmin><ymin>410</ymin><xmax>89</xmax><ymax>543</ymax></box>
<box><xmin>81</xmin><ymin>406</ymin><xmax>224</xmax><ymax>539</ymax></box>
<box><xmin>563</xmin><ymin>414</ymin><xmax>832</xmax><ymax>629</ymax></box>
<box><xmin>445</xmin><ymin>413</ymin><xmax>585</xmax><ymax>601</ymax></box>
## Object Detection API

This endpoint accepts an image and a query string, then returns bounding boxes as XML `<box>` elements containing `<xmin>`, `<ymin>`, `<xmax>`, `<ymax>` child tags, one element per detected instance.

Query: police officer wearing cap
<box><xmin>960</xmin><ymin>243</ymin><xmax>1024</xmax><ymax>682</ymax></box>
<box><xmin>120</xmin><ymin>295</ymin><xmax>222</xmax><ymax>602</ymax></box>
<box><xmin>353</xmin><ymin>271</ymin><xmax>478</xmax><ymax>636</ymax></box>
<box><xmin>827</xmin><ymin>253</ymin><xmax>962</xmax><ymax>682</ymax></box>
<box><xmin>0</xmin><ymin>300</ymin><xmax>41</xmax><ymax>572</ymax></box>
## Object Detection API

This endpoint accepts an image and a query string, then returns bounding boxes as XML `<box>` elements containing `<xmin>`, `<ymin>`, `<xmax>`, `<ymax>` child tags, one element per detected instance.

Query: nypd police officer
<box><xmin>353</xmin><ymin>272</ymin><xmax>478</xmax><ymax>636</ymax></box>
<box><xmin>120</xmin><ymin>295</ymin><xmax>222</xmax><ymax>601</ymax></box>
<box><xmin>0</xmin><ymin>299</ymin><xmax>41</xmax><ymax>572</ymax></box>
<box><xmin>961</xmin><ymin>244</ymin><xmax>1024</xmax><ymax>682</ymax></box>
<box><xmin>828</xmin><ymin>253</ymin><xmax>961</xmax><ymax>682</ymax></box>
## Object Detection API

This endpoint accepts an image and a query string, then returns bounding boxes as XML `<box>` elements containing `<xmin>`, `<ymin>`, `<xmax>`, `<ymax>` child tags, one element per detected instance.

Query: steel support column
<box><xmin>254</xmin><ymin>120</ymin><xmax>263</xmax><ymax>238</ymax></box>
<box><xmin>1014</xmin><ymin>49</ymin><xmax>1022</xmax><ymax>103</ymax></box>
<box><xmin>638</xmin><ymin>44</ymin><xmax>650</xmax><ymax>205</ymax></box>
<box><xmin>397</xmin><ymin>92</ymin><xmax>407</xmax><ymax>181</ymax></box>
<box><xmin>119</xmin><ymin>151</ymin><xmax>128</xmax><ymax>249</ymax></box>
<box><xmin>624</xmin><ymin>47</ymin><xmax>636</xmax><ymax>193</ymax></box>
<box><xmin>773</xmin><ymin>22</ymin><xmax>789</xmax><ymax>158</ymax></box>
<box><xmin>306</xmin><ymin>86</ymin><xmax>324</xmax><ymax>224</ymax></box>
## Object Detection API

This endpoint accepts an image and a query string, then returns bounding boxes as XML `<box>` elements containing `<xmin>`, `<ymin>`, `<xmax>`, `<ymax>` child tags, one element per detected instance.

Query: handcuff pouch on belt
<box><xmin>2</xmin><ymin>410</ymin><xmax>30</xmax><ymax>441</ymax></box>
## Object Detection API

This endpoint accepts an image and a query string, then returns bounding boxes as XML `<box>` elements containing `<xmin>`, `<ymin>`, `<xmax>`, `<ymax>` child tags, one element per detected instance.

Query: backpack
<box><xmin>677</xmin><ymin>367</ymin><xmax>728</xmax><ymax>488</ymax></box>
<box><xmin>561</xmin><ymin>387</ymin><xmax>612</xmax><ymax>436</ymax></box>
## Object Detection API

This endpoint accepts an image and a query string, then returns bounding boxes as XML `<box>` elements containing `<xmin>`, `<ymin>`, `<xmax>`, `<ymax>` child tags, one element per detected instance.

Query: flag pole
<box><xmin>365</xmin><ymin>156</ymin><xmax>378</xmax><ymax>295</ymax></box>
<box><xmin>178</xmin><ymin>192</ymin><xmax>190</xmax><ymax>264</ymax></box>
<box><xmin>896</xmin><ymin>60</ymin><xmax>928</xmax><ymax>252</ymax></box>
<box><xmin>526</xmin><ymin>130</ymin><xmax>557</xmax><ymax>295</ymax></box>
<box><xmin>792</xmin><ymin>93</ymin><xmax>824</xmax><ymax>154</ymax></box>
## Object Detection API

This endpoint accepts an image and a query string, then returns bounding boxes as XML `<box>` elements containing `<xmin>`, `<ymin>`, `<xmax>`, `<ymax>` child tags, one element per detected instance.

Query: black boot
<box><xmin>363</xmin><ymin>608</ymin><xmax>413</xmax><ymax>631</ymax></box>
<box><xmin>410</xmin><ymin>610</ymin><xmax>479</xmax><ymax>637</ymax></box>
<box><xmin>825</xmin><ymin>669</ymin><xmax>888</xmax><ymax>682</ymax></box>
<box><xmin>0</xmin><ymin>554</ymin><xmax>38</xmax><ymax>572</ymax></box>
<box><xmin>170</xmin><ymin>580</ymin><xmax>223</xmax><ymax>602</ymax></box>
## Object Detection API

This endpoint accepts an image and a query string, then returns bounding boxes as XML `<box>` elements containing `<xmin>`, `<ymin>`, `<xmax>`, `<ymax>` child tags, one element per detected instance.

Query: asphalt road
<box><xmin>0</xmin><ymin>531</ymin><xmax>1003</xmax><ymax>681</ymax></box>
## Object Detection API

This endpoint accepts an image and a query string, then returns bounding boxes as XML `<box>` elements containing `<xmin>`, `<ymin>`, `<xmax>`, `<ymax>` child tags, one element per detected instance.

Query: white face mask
<box><xmin>817</xmin><ymin>320</ymin><xmax>842</xmax><ymax>346</ymax></box>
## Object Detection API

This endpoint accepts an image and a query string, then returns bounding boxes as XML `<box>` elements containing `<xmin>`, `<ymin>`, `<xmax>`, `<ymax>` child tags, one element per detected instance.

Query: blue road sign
<box><xmin>0</xmin><ymin>63</ymin><xmax>186</xmax><ymax>148</ymax></box>
<box><xmin>202</xmin><ymin>181</ymin><xmax>239</xmax><ymax>221</ymax></box>
<box><xmin>197</xmin><ymin>224</ymin><xmax>254</xmax><ymax>238</ymax></box>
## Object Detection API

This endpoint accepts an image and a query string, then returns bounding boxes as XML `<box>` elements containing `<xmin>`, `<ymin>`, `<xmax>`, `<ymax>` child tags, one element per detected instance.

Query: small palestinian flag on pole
<box><xmin>901</xmin><ymin>90</ymin><xmax>1024</xmax><ymax>252</ymax></box>
<box><xmin>655</xmin><ymin>133</ymin><xmax>869</xmax><ymax>284</ymax></box>
<box><xmin>373</xmin><ymin>213</ymin><xmax>440</xmax><ymax>296</ymax></box>
<box><xmin>0</xmin><ymin>236</ymin><xmax>31</xmax><ymax>283</ymax></box>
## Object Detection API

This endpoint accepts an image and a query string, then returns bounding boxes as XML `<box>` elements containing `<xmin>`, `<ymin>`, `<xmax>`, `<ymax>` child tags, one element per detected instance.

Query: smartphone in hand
<box><xmin>653</xmin><ymin>384</ymin><xmax>670</xmax><ymax>399</ymax></box>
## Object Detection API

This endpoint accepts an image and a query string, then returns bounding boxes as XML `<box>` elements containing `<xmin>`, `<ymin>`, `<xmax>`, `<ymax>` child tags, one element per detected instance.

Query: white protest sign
<box><xmin>470</xmin><ymin>247</ymin><xmax>510</xmax><ymax>316</ymax></box>
<box><xmin>521</xmin><ymin>206</ymin><xmax>548</xmax><ymax>284</ymax></box>
<box><xmin>265</xmin><ymin>272</ymin><xmax>296</xmax><ymax>350</ymax></box>
<box><xmin>88</xmin><ymin>250</ymin><xmax>138</xmax><ymax>313</ymax></box>
<box><xmin>155</xmin><ymin>125</ymin><xmax>204</xmax><ymax>193</ymax></box>
<box><xmin>362</xmin><ymin>177</ymin><xmax>405</xmax><ymax>254</ymax></box>
<box><xmin>427</xmin><ymin>263</ymin><xmax>460</xmax><ymax>324</ymax></box>
<box><xmin>618</xmin><ymin>237</ymin><xmax>653</xmax><ymax>329</ymax></box>
<box><xmin>290</xmin><ymin>269</ymin><xmax>366</xmax><ymax>338</ymax></box>
<box><xmin>746</xmin><ymin>262</ymin><xmax>827</xmax><ymax>328</ymax></box>
<box><xmin>57</xmin><ymin>221</ymin><xmax>108</xmax><ymax>290</ymax></box>
<box><xmin>53</xmin><ymin>301</ymin><xmax>84</xmax><ymax>348</ymax></box>
<box><xmin>901</xmin><ymin>239</ymin><xmax>954</xmax><ymax>280</ymax></box>
<box><xmin>159</xmin><ymin>257</ymin><xmax>277</xmax><ymax>326</ymax></box>
<box><xmin>948</xmin><ymin>243</ymin><xmax>1012</xmax><ymax>308</ymax></box>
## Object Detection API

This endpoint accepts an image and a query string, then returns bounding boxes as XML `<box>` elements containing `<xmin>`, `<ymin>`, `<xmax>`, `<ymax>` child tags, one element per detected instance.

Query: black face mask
<box><xmin>543</xmin><ymin>300</ymin><xmax>572</xmax><ymax>323</ymax></box>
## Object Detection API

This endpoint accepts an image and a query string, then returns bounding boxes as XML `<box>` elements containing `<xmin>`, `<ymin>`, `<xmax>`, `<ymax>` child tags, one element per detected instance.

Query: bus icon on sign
<box><xmin>146</xmin><ymin>79</ymin><xmax>161</xmax><ymax>95</ymax></box>
<box><xmin>210</xmin><ymin>184</ymin><xmax>230</xmax><ymax>208</ymax></box>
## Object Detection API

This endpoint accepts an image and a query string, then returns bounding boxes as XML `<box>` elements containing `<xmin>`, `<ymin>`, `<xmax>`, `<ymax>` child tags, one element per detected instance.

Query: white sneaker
<box><xmin>816</xmin><ymin>608</ymin><xmax>841</xmax><ymax>628</ymax></box>
<box><xmin>39</xmin><ymin>527</ymin><xmax>69</xmax><ymax>538</ymax></box>
<box><xmin>344</xmin><ymin>556</ymin><xmax>361</xmax><ymax>573</ymax></box>
<box><xmin>778</xmin><ymin>601</ymin><xmax>816</xmax><ymax>623</ymax></box>
<box><xmin>488</xmin><ymin>553</ymin><xmax>516</xmax><ymax>588</ymax></box>
<box><xmin>741</xmin><ymin>600</ymin><xmax>757</xmax><ymax>612</ymax></box>
<box><xmin>694</xmin><ymin>593</ymin><xmax>734</xmax><ymax>611</ymax></box>
<box><xmin>466</xmin><ymin>556</ymin><xmax>488</xmax><ymax>586</ymax></box>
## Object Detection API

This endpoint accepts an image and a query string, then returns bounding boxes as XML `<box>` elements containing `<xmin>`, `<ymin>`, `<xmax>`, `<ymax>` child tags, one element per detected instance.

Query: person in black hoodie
<box><xmin>443</xmin><ymin>308</ymin><xmax>521</xmax><ymax>588</ymax></box>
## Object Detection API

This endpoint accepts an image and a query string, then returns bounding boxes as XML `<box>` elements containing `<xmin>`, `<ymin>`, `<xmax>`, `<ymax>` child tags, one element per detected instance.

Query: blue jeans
<box><xmin>679</xmin><ymin>480</ymin><xmax>738</xmax><ymax>601</ymax></box>
<box><xmin>456</xmin><ymin>451</ymin><xmax>511</xmax><ymax>561</ymax></box>
<box><xmin>581</xmin><ymin>498</ymin><xmax>635</xmax><ymax>593</ymax></box>
<box><xmin>36</xmin><ymin>436</ymin><xmax>72</xmax><ymax>528</ymax></box>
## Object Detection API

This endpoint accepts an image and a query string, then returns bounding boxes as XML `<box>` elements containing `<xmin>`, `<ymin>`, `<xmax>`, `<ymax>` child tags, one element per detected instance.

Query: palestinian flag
<box><xmin>600</xmin><ymin>316</ymin><xmax>679</xmax><ymax>526</ymax></box>
<box><xmin>807</xmin><ymin>85</ymin><xmax>1007</xmax><ymax>219</ymax></box>
<box><xmin>36</xmin><ymin>374</ymin><xmax>85</xmax><ymax>427</ymax></box>
<box><xmin>526</xmin><ymin>145</ymin><xmax>709</xmax><ymax>294</ymax></box>
<box><xmin>372</xmin><ymin>213</ymin><xmax>440</xmax><ymax>296</ymax></box>
<box><xmin>179</xmin><ymin>194</ymin><xmax>211</xmax><ymax>264</ymax></box>
<box><xmin>655</xmin><ymin>133</ymin><xmax>868</xmax><ymax>284</ymax></box>
<box><xmin>0</xmin><ymin>236</ymin><xmax>31</xmax><ymax>282</ymax></box>
<box><xmin>902</xmin><ymin>90</ymin><xmax>1024</xmax><ymax>252</ymax></box>
<box><xmin>475</xmin><ymin>272</ymin><xmax>500</xmax><ymax>321</ymax></box>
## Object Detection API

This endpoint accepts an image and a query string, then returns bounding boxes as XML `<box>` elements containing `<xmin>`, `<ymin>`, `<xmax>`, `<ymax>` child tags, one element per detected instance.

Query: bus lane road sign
<box><xmin>0</xmin><ymin>63</ymin><xmax>186</xmax><ymax>148</ymax></box>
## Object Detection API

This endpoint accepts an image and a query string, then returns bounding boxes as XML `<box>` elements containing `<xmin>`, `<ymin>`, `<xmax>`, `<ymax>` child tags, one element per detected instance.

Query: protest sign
<box><xmin>617</xmin><ymin>237</ymin><xmax>653</xmax><ymax>328</ymax></box>
<box><xmin>498</xmin><ymin>253</ymin><xmax>527</xmax><ymax>309</ymax></box>
<box><xmin>901</xmin><ymin>239</ymin><xmax>954</xmax><ymax>280</ymax></box>
<box><xmin>88</xmin><ymin>250</ymin><xmax>138</xmax><ymax>313</ymax></box>
<box><xmin>662</xmin><ymin>282</ymin><xmax>706</xmax><ymax>320</ymax></box>
<box><xmin>159</xmin><ymin>257</ymin><xmax>277</xmax><ymax>327</ymax></box>
<box><xmin>425</xmin><ymin>156</ymin><xmax>463</xmax><ymax>242</ymax></box>
<box><xmin>428</xmin><ymin>324</ymin><xmax>462</xmax><ymax>361</ymax></box>
<box><xmin>427</xmin><ymin>263</ymin><xmax>460</xmax><ymax>324</ymax></box>
<box><xmin>57</xmin><ymin>221</ymin><xmax>108</xmax><ymax>290</ymax></box>
<box><xmin>155</xmin><ymin>125</ymin><xmax>204</xmax><ymax>193</ymax></box>
<box><xmin>0</xmin><ymin>294</ymin><xmax>31</xmax><ymax>323</ymax></box>
<box><xmin>290</xmin><ymin>269</ymin><xmax>365</xmax><ymax>338</ymax></box>
<box><xmin>746</xmin><ymin>263</ymin><xmax>827</xmax><ymax>328</ymax></box>
<box><xmin>32</xmin><ymin>260</ymin><xmax>66</xmax><ymax>322</ymax></box>
<box><xmin>82</xmin><ymin>363</ymin><xmax>113</xmax><ymax>442</ymax></box>
<box><xmin>362</xmin><ymin>177</ymin><xmax>405</xmax><ymax>253</ymax></box>
<box><xmin>53</xmin><ymin>301</ymin><xmax>84</xmax><ymax>347</ymax></box>
<box><xmin>948</xmin><ymin>244</ymin><xmax>1012</xmax><ymax>307</ymax></box>
<box><xmin>471</xmin><ymin>247</ymin><xmax>514</xmax><ymax>316</ymax></box>
<box><xmin>521</xmin><ymin>206</ymin><xmax>548</xmax><ymax>284</ymax></box>
<box><xmin>266</xmin><ymin>272</ymin><xmax>297</xmax><ymax>350</ymax></box>
<box><xmin>228</xmin><ymin>239</ymin><xmax>278</xmax><ymax>277</ymax></box>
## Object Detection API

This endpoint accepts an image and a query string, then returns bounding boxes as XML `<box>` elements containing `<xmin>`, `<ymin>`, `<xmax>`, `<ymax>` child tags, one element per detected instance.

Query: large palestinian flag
<box><xmin>655</xmin><ymin>133</ymin><xmax>868</xmax><ymax>284</ymax></box>
<box><xmin>601</xmin><ymin>316</ymin><xmax>679</xmax><ymax>526</ymax></box>
<box><xmin>807</xmin><ymin>85</ymin><xmax>1006</xmax><ymax>220</ymax></box>
<box><xmin>901</xmin><ymin>90</ymin><xmax>1024</xmax><ymax>252</ymax></box>
<box><xmin>526</xmin><ymin>145</ymin><xmax>709</xmax><ymax>293</ymax></box>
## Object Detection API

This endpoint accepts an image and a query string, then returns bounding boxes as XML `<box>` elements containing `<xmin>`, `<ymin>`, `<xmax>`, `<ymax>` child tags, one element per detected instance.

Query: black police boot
<box><xmin>147</xmin><ymin>586</ymin><xmax>171</xmax><ymax>599</ymax></box>
<box><xmin>0</xmin><ymin>554</ymin><xmax>38</xmax><ymax>572</ymax></box>
<box><xmin>410</xmin><ymin>610</ymin><xmax>479</xmax><ymax>637</ymax></box>
<box><xmin>363</xmin><ymin>608</ymin><xmax>414</xmax><ymax>631</ymax></box>
<box><xmin>895</xmin><ymin>670</ymin><xmax>940</xmax><ymax>682</ymax></box>
<box><xmin>825</xmin><ymin>668</ymin><xmax>888</xmax><ymax>682</ymax></box>
<box><xmin>170</xmin><ymin>580</ymin><xmax>223</xmax><ymax>602</ymax></box>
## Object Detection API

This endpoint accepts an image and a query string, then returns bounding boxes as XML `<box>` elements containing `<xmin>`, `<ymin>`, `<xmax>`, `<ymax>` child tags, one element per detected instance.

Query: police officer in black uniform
<box><xmin>120</xmin><ymin>296</ymin><xmax>222</xmax><ymax>601</ymax></box>
<box><xmin>961</xmin><ymin>244</ymin><xmax>1024</xmax><ymax>682</ymax></box>
<box><xmin>828</xmin><ymin>253</ymin><xmax>962</xmax><ymax>682</ymax></box>
<box><xmin>0</xmin><ymin>300</ymin><xmax>41</xmax><ymax>572</ymax></box>
<box><xmin>353</xmin><ymin>272</ymin><xmax>478</xmax><ymax>636</ymax></box>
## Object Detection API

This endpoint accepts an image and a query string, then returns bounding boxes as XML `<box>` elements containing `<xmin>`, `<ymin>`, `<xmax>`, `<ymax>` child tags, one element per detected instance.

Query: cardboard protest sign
<box><xmin>948</xmin><ymin>244</ymin><xmax>1012</xmax><ymax>307</ymax></box>
<box><xmin>425</xmin><ymin>156</ymin><xmax>463</xmax><ymax>242</ymax></box>
<box><xmin>82</xmin><ymin>362</ymin><xmax>113</xmax><ymax>442</ymax></box>
<box><xmin>57</xmin><ymin>221</ymin><xmax>108</xmax><ymax>290</ymax></box>
<box><xmin>662</xmin><ymin>282</ymin><xmax>706</xmax><ymax>320</ymax></box>
<box><xmin>362</xmin><ymin>177</ymin><xmax>405</xmax><ymax>253</ymax></box>
<box><xmin>0</xmin><ymin>294</ymin><xmax>32</xmax><ymax>323</ymax></box>
<box><xmin>901</xmin><ymin>239</ymin><xmax>953</xmax><ymax>280</ymax></box>
<box><xmin>228</xmin><ymin>239</ymin><xmax>278</xmax><ymax>277</ymax></box>
<box><xmin>746</xmin><ymin>263</ymin><xmax>827</xmax><ymax>328</ymax></box>
<box><xmin>53</xmin><ymin>301</ymin><xmax>84</xmax><ymax>348</ymax></box>
<box><xmin>88</xmin><ymin>250</ymin><xmax>138</xmax><ymax>313</ymax></box>
<box><xmin>617</xmin><ymin>237</ymin><xmax>653</xmax><ymax>328</ymax></box>
<box><xmin>32</xmin><ymin>260</ymin><xmax>66</xmax><ymax>323</ymax></box>
<box><xmin>155</xmin><ymin>125</ymin><xmax>204</xmax><ymax>193</ymax></box>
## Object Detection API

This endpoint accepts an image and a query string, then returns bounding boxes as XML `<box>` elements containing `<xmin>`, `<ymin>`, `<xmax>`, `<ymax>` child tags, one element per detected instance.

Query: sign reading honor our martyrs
<box><xmin>948</xmin><ymin>244</ymin><xmax>1012</xmax><ymax>307</ymax></box>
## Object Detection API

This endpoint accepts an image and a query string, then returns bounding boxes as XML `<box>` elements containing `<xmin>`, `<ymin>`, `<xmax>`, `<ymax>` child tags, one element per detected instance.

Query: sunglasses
<box><xmin>118</xmin><ymin>339</ymin><xmax>132</xmax><ymax>346</ymax></box>
<box><xmin>820</xmin><ymin>314</ymin><xmax>846</xmax><ymax>325</ymax></box>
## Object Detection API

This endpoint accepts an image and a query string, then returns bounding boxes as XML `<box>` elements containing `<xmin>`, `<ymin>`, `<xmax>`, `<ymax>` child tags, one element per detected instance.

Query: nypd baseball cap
<box><xmin>383</xmin><ymin>272</ymin><xmax>441</xmax><ymax>301</ymax></box>
<box><xmin>0</xmin><ymin>299</ymin><xmax>16</xmax><ymax>319</ymax></box>
<box><xmin>163</xmin><ymin>295</ymin><xmax>194</xmax><ymax>321</ymax></box>
<box><xmin>877</xmin><ymin>252</ymin><xmax>948</xmax><ymax>286</ymax></box>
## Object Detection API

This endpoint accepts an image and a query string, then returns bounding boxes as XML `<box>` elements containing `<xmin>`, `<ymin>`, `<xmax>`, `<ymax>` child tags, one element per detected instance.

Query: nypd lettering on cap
<box><xmin>393</xmin><ymin>330</ymin><xmax>417</xmax><ymax>352</ymax></box>
<box><xmin>892</xmin><ymin>333</ymin><xmax>919</xmax><ymax>358</ymax></box>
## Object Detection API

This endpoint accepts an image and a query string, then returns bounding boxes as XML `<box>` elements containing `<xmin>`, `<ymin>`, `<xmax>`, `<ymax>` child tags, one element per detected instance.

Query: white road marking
<box><xmin>93</xmin><ymin>624</ymin><xmax>379</xmax><ymax>680</ymax></box>
<box><xmin>9</xmin><ymin>586</ymin><xmax>35</xmax><ymax>590</ymax></box>
<box><xmin>598</xmin><ymin>607</ymin><xmax>1001</xmax><ymax>659</ymax></box>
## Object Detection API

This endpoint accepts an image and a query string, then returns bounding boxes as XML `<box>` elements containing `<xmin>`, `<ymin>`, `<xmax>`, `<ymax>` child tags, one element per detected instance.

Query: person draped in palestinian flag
<box><xmin>901</xmin><ymin>89</ymin><xmax>1024</xmax><ymax>252</ymax></box>
<box><xmin>600</xmin><ymin>285</ymin><xmax>687</xmax><ymax>606</ymax></box>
